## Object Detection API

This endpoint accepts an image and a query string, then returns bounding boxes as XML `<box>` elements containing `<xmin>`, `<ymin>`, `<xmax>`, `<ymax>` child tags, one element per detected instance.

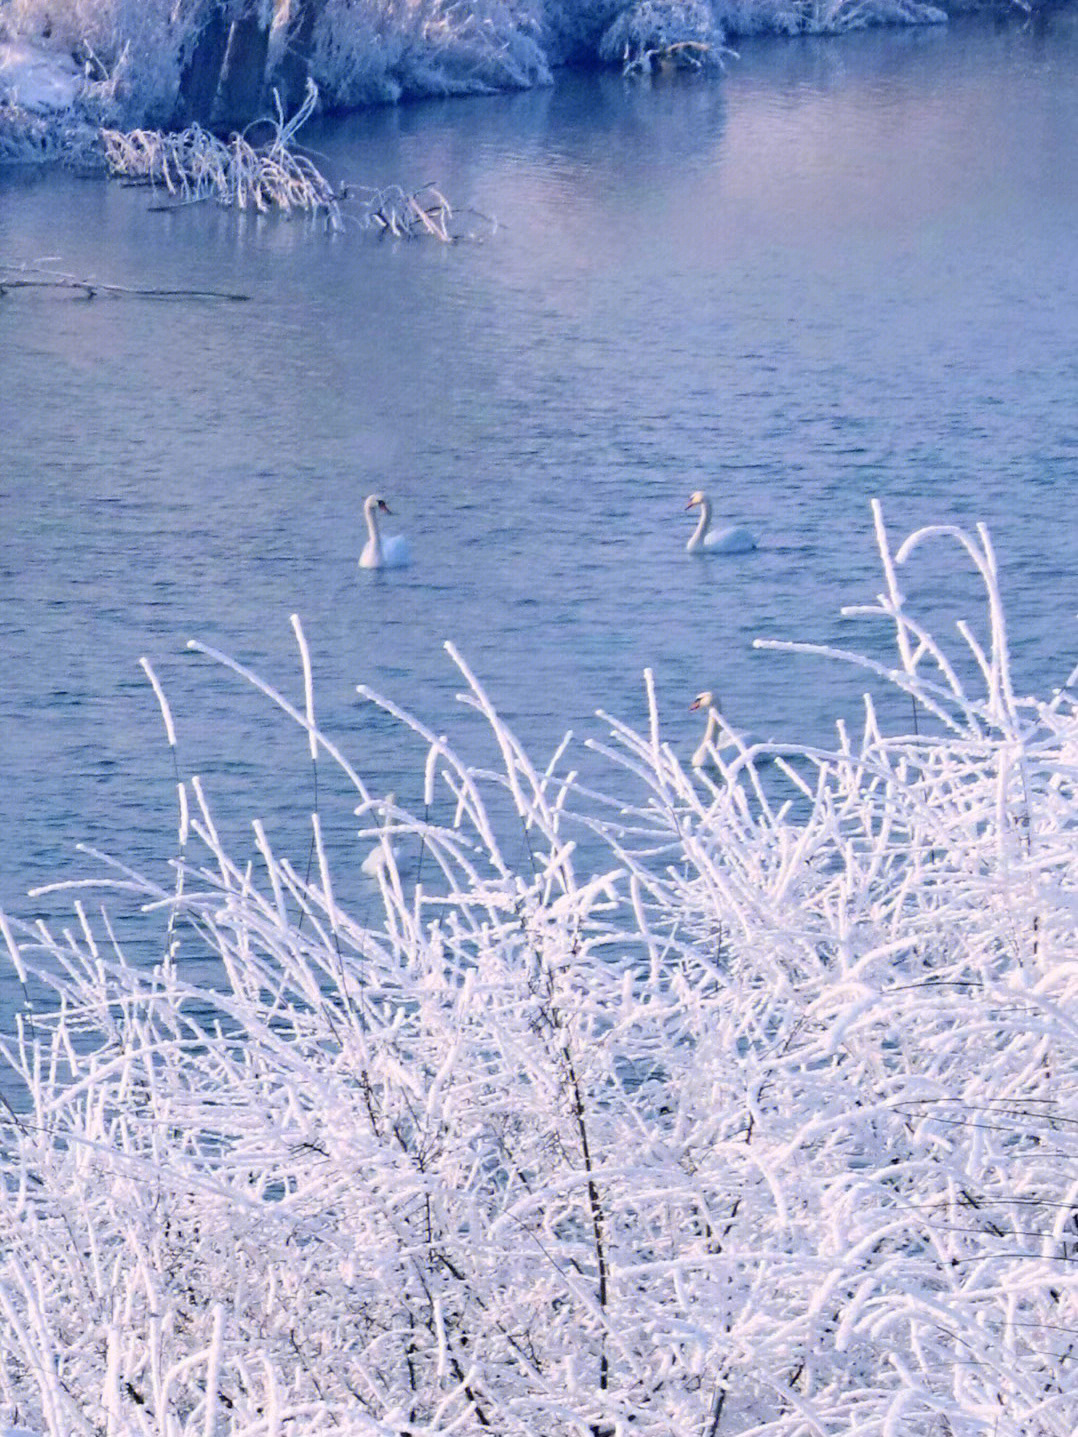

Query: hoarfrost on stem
<box><xmin>0</xmin><ymin>509</ymin><xmax>1075</xmax><ymax>1435</ymax></box>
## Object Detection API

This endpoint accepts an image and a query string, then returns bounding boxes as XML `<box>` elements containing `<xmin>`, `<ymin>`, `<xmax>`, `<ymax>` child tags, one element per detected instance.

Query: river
<box><xmin>0</xmin><ymin>11</ymin><xmax>1075</xmax><ymax>986</ymax></box>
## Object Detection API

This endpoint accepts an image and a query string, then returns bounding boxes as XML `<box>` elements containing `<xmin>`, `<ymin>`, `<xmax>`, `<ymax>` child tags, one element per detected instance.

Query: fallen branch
<box><xmin>99</xmin><ymin>79</ymin><xmax>344</xmax><ymax>231</ymax></box>
<box><xmin>623</xmin><ymin>38</ymin><xmax>720</xmax><ymax>76</ymax></box>
<box><xmin>355</xmin><ymin>182</ymin><xmax>495</xmax><ymax>243</ymax></box>
<box><xmin>0</xmin><ymin>261</ymin><xmax>249</xmax><ymax>301</ymax></box>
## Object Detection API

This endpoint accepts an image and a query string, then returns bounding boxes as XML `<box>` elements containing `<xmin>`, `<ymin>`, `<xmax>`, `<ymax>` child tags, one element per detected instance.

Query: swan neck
<box><xmin>703</xmin><ymin>709</ymin><xmax>722</xmax><ymax>755</ymax></box>
<box><xmin>693</xmin><ymin>707</ymin><xmax>722</xmax><ymax>767</ymax></box>
<box><xmin>364</xmin><ymin>500</ymin><xmax>383</xmax><ymax>559</ymax></box>
<box><xmin>688</xmin><ymin>499</ymin><xmax>711</xmax><ymax>551</ymax></box>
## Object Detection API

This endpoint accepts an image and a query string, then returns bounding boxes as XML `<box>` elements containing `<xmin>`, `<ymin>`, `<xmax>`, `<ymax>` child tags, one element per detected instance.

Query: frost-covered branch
<box><xmin>0</xmin><ymin>514</ymin><xmax>1075</xmax><ymax>1434</ymax></box>
<box><xmin>356</xmin><ymin>183</ymin><xmax>463</xmax><ymax>242</ymax></box>
<box><xmin>100</xmin><ymin>79</ymin><xmax>345</xmax><ymax>228</ymax></box>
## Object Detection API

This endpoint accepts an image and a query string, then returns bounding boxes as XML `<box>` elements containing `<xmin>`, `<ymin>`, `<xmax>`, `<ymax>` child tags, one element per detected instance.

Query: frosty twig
<box><xmin>0</xmin><ymin>513</ymin><xmax>1075</xmax><ymax>1434</ymax></box>
<box><xmin>100</xmin><ymin>80</ymin><xmax>344</xmax><ymax>230</ymax></box>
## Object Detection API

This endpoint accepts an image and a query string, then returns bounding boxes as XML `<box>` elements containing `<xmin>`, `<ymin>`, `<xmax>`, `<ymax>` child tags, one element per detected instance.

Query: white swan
<box><xmin>359</xmin><ymin>795</ymin><xmax>408</xmax><ymax>877</ymax></box>
<box><xmin>689</xmin><ymin>691</ymin><xmax>735</xmax><ymax>768</ymax></box>
<box><xmin>689</xmin><ymin>691</ymin><xmax>780</xmax><ymax>769</ymax></box>
<box><xmin>361</xmin><ymin>837</ymin><xmax>404</xmax><ymax>878</ymax></box>
<box><xmin>685</xmin><ymin>491</ymin><xmax>756</xmax><ymax>555</ymax></box>
<box><xmin>359</xmin><ymin>494</ymin><xmax>411</xmax><ymax>569</ymax></box>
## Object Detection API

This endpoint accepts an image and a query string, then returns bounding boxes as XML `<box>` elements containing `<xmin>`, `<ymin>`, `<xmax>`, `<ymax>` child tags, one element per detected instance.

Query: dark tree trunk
<box><xmin>212</xmin><ymin>10</ymin><xmax>272</xmax><ymax>132</ymax></box>
<box><xmin>272</xmin><ymin>0</ymin><xmax>327</xmax><ymax>116</ymax></box>
<box><xmin>172</xmin><ymin>2</ymin><xmax>273</xmax><ymax>133</ymax></box>
<box><xmin>173</xmin><ymin>3</ymin><xmax>231</xmax><ymax>128</ymax></box>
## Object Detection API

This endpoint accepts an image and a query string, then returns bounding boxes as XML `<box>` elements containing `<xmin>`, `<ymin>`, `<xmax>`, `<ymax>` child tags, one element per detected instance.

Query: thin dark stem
<box><xmin>557</xmin><ymin>1002</ymin><xmax>609</xmax><ymax>1392</ymax></box>
<box><xmin>704</xmin><ymin>1382</ymin><xmax>727</xmax><ymax>1437</ymax></box>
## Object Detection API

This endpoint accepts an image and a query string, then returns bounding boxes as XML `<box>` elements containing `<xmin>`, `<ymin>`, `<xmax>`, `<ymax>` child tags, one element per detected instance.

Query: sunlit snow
<box><xmin>0</xmin><ymin>39</ymin><xmax>83</xmax><ymax>112</ymax></box>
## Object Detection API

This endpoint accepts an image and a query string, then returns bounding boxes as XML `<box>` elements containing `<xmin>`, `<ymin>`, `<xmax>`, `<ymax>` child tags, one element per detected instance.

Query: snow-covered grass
<box><xmin>0</xmin><ymin>506</ymin><xmax>1075</xmax><ymax>1435</ymax></box>
<box><xmin>99</xmin><ymin>80</ymin><xmax>345</xmax><ymax>227</ymax></box>
<box><xmin>0</xmin><ymin>33</ymin><xmax>98</xmax><ymax>162</ymax></box>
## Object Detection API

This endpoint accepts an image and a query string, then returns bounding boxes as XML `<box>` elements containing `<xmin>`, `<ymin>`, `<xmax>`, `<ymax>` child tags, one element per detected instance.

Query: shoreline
<box><xmin>2</xmin><ymin>0</ymin><xmax>1069</xmax><ymax>168</ymax></box>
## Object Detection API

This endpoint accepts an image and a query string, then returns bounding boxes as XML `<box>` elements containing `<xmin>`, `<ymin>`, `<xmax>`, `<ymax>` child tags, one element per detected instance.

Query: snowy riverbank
<box><xmin>0</xmin><ymin>36</ymin><xmax>98</xmax><ymax>163</ymax></box>
<box><xmin>1</xmin><ymin>0</ymin><xmax>1039</xmax><ymax>166</ymax></box>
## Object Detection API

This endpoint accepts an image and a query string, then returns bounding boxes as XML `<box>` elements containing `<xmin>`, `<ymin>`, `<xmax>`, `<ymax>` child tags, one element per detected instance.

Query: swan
<box><xmin>361</xmin><ymin>837</ymin><xmax>405</xmax><ymax>878</ymax></box>
<box><xmin>689</xmin><ymin>691</ymin><xmax>781</xmax><ymax>769</ymax></box>
<box><xmin>359</xmin><ymin>494</ymin><xmax>411</xmax><ymax>569</ymax></box>
<box><xmin>685</xmin><ymin>491</ymin><xmax>756</xmax><ymax>555</ymax></box>
<box><xmin>689</xmin><ymin>691</ymin><xmax>736</xmax><ymax>768</ymax></box>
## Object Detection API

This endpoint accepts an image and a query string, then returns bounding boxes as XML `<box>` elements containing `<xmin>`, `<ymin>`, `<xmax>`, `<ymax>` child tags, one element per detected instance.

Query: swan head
<box><xmin>685</xmin><ymin>491</ymin><xmax>708</xmax><ymax>511</ymax></box>
<box><xmin>690</xmin><ymin>691</ymin><xmax>719</xmax><ymax>712</ymax></box>
<box><xmin>364</xmin><ymin>494</ymin><xmax>392</xmax><ymax>516</ymax></box>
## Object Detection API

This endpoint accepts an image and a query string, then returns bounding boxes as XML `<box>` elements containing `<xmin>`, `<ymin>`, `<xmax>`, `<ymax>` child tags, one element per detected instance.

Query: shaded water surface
<box><xmin>1</xmin><ymin>14</ymin><xmax>1075</xmax><ymax>991</ymax></box>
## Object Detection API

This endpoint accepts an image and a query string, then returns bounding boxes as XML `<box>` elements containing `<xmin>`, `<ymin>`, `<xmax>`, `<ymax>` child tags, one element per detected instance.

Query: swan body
<box><xmin>685</xmin><ymin>491</ymin><xmax>756</xmax><ymax>555</ymax></box>
<box><xmin>360</xmin><ymin>494</ymin><xmax>411</xmax><ymax>569</ymax></box>
<box><xmin>690</xmin><ymin>691</ymin><xmax>780</xmax><ymax>769</ymax></box>
<box><xmin>361</xmin><ymin>838</ymin><xmax>404</xmax><ymax>877</ymax></box>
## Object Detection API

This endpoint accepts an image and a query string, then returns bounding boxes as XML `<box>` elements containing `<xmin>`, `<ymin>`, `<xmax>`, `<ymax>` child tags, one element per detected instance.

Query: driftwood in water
<box><xmin>358</xmin><ymin>184</ymin><xmax>455</xmax><ymax>242</ymax></box>
<box><xmin>0</xmin><ymin>262</ymin><xmax>249</xmax><ymax>301</ymax></box>
<box><xmin>357</xmin><ymin>184</ymin><xmax>496</xmax><ymax>244</ymax></box>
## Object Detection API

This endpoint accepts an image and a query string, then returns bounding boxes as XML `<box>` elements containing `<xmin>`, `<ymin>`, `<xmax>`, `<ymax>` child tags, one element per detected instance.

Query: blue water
<box><xmin>1</xmin><ymin>14</ymin><xmax>1075</xmax><ymax>978</ymax></box>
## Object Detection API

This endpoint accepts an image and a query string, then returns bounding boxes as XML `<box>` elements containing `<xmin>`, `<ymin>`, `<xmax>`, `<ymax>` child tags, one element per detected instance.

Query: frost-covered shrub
<box><xmin>0</xmin><ymin>93</ymin><xmax>102</xmax><ymax>162</ymax></box>
<box><xmin>99</xmin><ymin>81</ymin><xmax>344</xmax><ymax>224</ymax></box>
<box><xmin>0</xmin><ymin>509</ymin><xmax>1075</xmax><ymax>1435</ymax></box>
<box><xmin>0</xmin><ymin>100</ymin><xmax>63</xmax><ymax>158</ymax></box>
<box><xmin>3</xmin><ymin>0</ymin><xmax>193</xmax><ymax>123</ymax></box>
<box><xmin>596</xmin><ymin>0</ymin><xmax>725</xmax><ymax>70</ymax></box>
<box><xmin>310</xmin><ymin>0</ymin><xmax>550</xmax><ymax>107</ymax></box>
<box><xmin>797</xmin><ymin>0</ymin><xmax>947</xmax><ymax>33</ymax></box>
<box><xmin>712</xmin><ymin>0</ymin><xmax>946</xmax><ymax>35</ymax></box>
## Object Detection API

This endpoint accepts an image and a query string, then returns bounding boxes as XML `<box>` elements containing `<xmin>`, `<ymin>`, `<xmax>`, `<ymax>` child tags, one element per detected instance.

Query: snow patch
<box><xmin>0</xmin><ymin>40</ymin><xmax>84</xmax><ymax>113</ymax></box>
